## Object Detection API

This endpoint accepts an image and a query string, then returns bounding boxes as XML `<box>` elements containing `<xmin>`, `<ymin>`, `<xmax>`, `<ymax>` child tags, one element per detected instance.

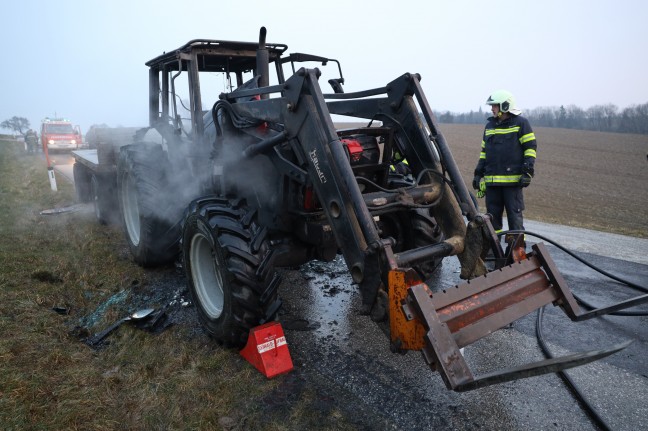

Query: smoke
<box><xmin>131</xmin><ymin>124</ymin><xmax>280</xmax><ymax>229</ymax></box>
<box><xmin>213</xmin><ymin>133</ymin><xmax>281</xmax><ymax>213</ymax></box>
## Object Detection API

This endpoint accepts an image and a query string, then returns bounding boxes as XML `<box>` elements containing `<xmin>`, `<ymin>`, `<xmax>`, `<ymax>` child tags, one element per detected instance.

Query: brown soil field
<box><xmin>439</xmin><ymin>124</ymin><xmax>648</xmax><ymax>238</ymax></box>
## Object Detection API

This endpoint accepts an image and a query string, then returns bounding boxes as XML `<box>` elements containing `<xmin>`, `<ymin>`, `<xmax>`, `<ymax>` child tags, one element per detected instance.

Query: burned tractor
<box><xmin>113</xmin><ymin>28</ymin><xmax>626</xmax><ymax>391</ymax></box>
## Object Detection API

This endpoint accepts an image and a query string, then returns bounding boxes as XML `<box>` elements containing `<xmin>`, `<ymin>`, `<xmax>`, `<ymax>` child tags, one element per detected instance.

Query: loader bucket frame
<box><xmin>390</xmin><ymin>243</ymin><xmax>630</xmax><ymax>391</ymax></box>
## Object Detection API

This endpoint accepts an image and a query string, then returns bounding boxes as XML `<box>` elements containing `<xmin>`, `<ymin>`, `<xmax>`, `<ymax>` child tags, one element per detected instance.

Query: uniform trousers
<box><xmin>485</xmin><ymin>186</ymin><xmax>525</xmax><ymax>232</ymax></box>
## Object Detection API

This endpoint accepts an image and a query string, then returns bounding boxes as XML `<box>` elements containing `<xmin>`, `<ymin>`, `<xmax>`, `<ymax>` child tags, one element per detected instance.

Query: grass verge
<box><xmin>0</xmin><ymin>140</ymin><xmax>358</xmax><ymax>430</ymax></box>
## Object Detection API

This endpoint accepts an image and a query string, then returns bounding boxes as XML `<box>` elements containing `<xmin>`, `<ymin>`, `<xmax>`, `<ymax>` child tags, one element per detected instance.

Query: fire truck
<box><xmin>41</xmin><ymin>118</ymin><xmax>82</xmax><ymax>152</ymax></box>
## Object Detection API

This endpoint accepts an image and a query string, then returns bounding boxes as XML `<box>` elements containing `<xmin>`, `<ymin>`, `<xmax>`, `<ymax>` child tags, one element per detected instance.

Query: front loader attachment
<box><xmin>389</xmin><ymin>242</ymin><xmax>631</xmax><ymax>391</ymax></box>
<box><xmin>210</xmin><ymin>57</ymin><xmax>627</xmax><ymax>391</ymax></box>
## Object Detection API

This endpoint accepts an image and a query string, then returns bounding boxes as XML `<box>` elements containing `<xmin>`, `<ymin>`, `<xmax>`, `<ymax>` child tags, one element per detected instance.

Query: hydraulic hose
<box><xmin>504</xmin><ymin>230</ymin><xmax>648</xmax><ymax>293</ymax></box>
<box><xmin>503</xmin><ymin>229</ymin><xmax>648</xmax><ymax>317</ymax></box>
<box><xmin>501</xmin><ymin>229</ymin><xmax>647</xmax><ymax>431</ymax></box>
<box><xmin>536</xmin><ymin>307</ymin><xmax>614</xmax><ymax>431</ymax></box>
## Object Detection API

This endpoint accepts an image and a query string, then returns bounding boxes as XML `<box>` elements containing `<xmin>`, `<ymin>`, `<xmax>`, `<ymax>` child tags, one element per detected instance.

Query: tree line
<box><xmin>435</xmin><ymin>102</ymin><xmax>648</xmax><ymax>134</ymax></box>
<box><xmin>5</xmin><ymin>101</ymin><xmax>648</xmax><ymax>137</ymax></box>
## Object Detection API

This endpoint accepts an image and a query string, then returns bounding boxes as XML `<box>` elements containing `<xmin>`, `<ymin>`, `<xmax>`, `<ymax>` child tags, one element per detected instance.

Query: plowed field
<box><xmin>441</xmin><ymin>124</ymin><xmax>648</xmax><ymax>237</ymax></box>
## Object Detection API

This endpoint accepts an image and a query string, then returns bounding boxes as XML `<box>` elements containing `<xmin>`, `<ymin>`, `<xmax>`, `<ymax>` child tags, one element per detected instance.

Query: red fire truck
<box><xmin>41</xmin><ymin>118</ymin><xmax>82</xmax><ymax>152</ymax></box>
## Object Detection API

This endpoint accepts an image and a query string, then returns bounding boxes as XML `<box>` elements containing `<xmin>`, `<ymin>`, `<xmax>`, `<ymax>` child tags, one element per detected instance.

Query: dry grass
<box><xmin>0</xmin><ymin>140</ymin><xmax>357</xmax><ymax>431</ymax></box>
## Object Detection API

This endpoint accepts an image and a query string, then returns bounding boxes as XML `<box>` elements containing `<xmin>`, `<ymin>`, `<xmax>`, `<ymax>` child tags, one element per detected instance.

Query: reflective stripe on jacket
<box><xmin>474</xmin><ymin>114</ymin><xmax>537</xmax><ymax>186</ymax></box>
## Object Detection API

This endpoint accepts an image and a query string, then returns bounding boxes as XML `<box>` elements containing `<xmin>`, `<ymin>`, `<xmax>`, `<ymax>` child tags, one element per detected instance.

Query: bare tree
<box><xmin>527</xmin><ymin>106</ymin><xmax>556</xmax><ymax>127</ymax></box>
<box><xmin>586</xmin><ymin>105</ymin><xmax>606</xmax><ymax>131</ymax></box>
<box><xmin>1</xmin><ymin>116</ymin><xmax>31</xmax><ymax>136</ymax></box>
<box><xmin>557</xmin><ymin>105</ymin><xmax>567</xmax><ymax>128</ymax></box>
<box><xmin>602</xmin><ymin>103</ymin><xmax>618</xmax><ymax>131</ymax></box>
<box><xmin>633</xmin><ymin>103</ymin><xmax>648</xmax><ymax>134</ymax></box>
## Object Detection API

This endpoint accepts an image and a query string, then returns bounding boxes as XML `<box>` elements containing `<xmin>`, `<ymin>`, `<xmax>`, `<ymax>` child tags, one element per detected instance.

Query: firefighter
<box><xmin>24</xmin><ymin>129</ymin><xmax>38</xmax><ymax>154</ymax></box>
<box><xmin>472</xmin><ymin>90</ymin><xmax>537</xmax><ymax>247</ymax></box>
<box><xmin>390</xmin><ymin>149</ymin><xmax>411</xmax><ymax>176</ymax></box>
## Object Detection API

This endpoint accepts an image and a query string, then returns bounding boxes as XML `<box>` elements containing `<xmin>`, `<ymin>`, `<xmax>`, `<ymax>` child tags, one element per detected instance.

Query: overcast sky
<box><xmin>1</xmin><ymin>0</ymin><xmax>647</xmax><ymax>133</ymax></box>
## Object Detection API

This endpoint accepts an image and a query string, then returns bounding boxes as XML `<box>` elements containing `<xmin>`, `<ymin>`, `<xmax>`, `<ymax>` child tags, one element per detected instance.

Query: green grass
<box><xmin>0</xmin><ymin>140</ymin><xmax>357</xmax><ymax>430</ymax></box>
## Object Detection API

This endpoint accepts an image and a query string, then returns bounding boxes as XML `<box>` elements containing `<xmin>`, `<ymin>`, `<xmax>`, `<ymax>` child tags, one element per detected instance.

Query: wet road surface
<box><xmin>278</xmin><ymin>235</ymin><xmax>647</xmax><ymax>430</ymax></box>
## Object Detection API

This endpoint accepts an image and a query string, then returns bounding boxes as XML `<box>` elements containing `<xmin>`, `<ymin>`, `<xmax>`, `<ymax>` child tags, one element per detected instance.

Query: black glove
<box><xmin>472</xmin><ymin>175</ymin><xmax>482</xmax><ymax>190</ymax></box>
<box><xmin>520</xmin><ymin>163</ymin><xmax>533</xmax><ymax>187</ymax></box>
<box><xmin>519</xmin><ymin>172</ymin><xmax>532</xmax><ymax>187</ymax></box>
<box><xmin>394</xmin><ymin>161</ymin><xmax>411</xmax><ymax>176</ymax></box>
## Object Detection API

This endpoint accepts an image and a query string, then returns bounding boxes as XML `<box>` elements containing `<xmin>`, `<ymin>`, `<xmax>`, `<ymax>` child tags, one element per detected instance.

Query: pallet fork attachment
<box><xmin>388</xmin><ymin>242</ymin><xmax>632</xmax><ymax>391</ymax></box>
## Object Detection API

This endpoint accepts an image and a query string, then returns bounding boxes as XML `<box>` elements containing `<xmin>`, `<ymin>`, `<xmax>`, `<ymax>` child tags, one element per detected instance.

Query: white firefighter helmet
<box><xmin>486</xmin><ymin>90</ymin><xmax>522</xmax><ymax>115</ymax></box>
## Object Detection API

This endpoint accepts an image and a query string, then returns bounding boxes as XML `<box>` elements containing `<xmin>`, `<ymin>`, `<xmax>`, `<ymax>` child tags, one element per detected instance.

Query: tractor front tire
<box><xmin>379</xmin><ymin>208</ymin><xmax>444</xmax><ymax>280</ymax></box>
<box><xmin>182</xmin><ymin>196</ymin><xmax>281</xmax><ymax>348</ymax></box>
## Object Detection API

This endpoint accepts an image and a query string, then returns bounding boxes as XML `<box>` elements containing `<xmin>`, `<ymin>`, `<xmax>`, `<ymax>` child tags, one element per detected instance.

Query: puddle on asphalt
<box><xmin>295</xmin><ymin>256</ymin><xmax>356</xmax><ymax>340</ymax></box>
<box><xmin>281</xmin><ymin>254</ymin><xmax>466</xmax><ymax>342</ymax></box>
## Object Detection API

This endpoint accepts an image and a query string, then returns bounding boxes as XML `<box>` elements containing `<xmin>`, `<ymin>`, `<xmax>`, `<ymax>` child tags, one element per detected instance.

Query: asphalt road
<box><xmin>278</xmin><ymin>234</ymin><xmax>647</xmax><ymax>430</ymax></box>
<box><xmin>48</xmin><ymin>152</ymin><xmax>75</xmax><ymax>182</ymax></box>
<box><xmin>53</xmin><ymin>154</ymin><xmax>648</xmax><ymax>430</ymax></box>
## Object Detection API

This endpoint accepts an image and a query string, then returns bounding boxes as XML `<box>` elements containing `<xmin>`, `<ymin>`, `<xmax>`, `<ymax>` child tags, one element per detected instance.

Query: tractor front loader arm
<box><xmin>318</xmin><ymin>72</ymin><xmax>630</xmax><ymax>390</ymax></box>
<box><xmin>229</xmin><ymin>69</ymin><xmax>629</xmax><ymax>391</ymax></box>
<box><xmin>373</xmin><ymin>75</ymin><xmax>630</xmax><ymax>390</ymax></box>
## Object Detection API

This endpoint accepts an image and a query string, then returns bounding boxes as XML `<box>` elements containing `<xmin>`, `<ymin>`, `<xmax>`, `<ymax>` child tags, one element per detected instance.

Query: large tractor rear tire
<box><xmin>91</xmin><ymin>173</ymin><xmax>118</xmax><ymax>225</ymax></box>
<box><xmin>117</xmin><ymin>143</ymin><xmax>180</xmax><ymax>266</ymax></box>
<box><xmin>73</xmin><ymin>163</ymin><xmax>91</xmax><ymax>203</ymax></box>
<box><xmin>182</xmin><ymin>196</ymin><xmax>282</xmax><ymax>348</ymax></box>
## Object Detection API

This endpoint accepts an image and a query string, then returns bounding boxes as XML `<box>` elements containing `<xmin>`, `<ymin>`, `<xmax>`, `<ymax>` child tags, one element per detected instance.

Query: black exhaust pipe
<box><xmin>257</xmin><ymin>27</ymin><xmax>269</xmax><ymax>99</ymax></box>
